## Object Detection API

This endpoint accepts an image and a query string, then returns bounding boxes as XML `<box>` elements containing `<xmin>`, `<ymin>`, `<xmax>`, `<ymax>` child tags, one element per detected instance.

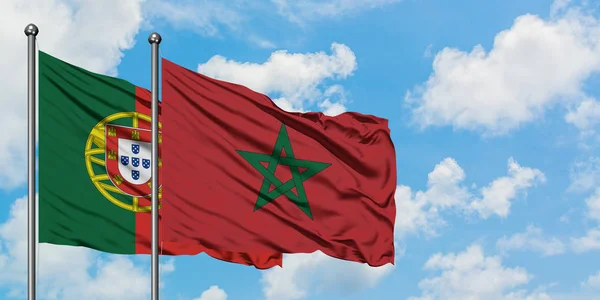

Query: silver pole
<box><xmin>24</xmin><ymin>23</ymin><xmax>38</xmax><ymax>300</ymax></box>
<box><xmin>148</xmin><ymin>32</ymin><xmax>162</xmax><ymax>300</ymax></box>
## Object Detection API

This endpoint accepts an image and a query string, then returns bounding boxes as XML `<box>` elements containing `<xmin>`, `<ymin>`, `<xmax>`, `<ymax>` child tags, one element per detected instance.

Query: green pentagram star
<box><xmin>236</xmin><ymin>124</ymin><xmax>331</xmax><ymax>219</ymax></box>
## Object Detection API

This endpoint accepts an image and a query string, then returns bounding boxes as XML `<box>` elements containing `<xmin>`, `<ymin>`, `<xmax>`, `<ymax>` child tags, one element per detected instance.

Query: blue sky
<box><xmin>1</xmin><ymin>0</ymin><xmax>600</xmax><ymax>299</ymax></box>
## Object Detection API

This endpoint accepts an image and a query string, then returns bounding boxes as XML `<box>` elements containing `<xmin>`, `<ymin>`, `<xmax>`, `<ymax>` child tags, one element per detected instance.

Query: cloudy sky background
<box><xmin>1</xmin><ymin>0</ymin><xmax>600</xmax><ymax>299</ymax></box>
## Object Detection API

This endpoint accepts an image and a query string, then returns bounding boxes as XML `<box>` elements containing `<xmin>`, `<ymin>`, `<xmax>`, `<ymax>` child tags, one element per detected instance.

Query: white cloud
<box><xmin>395</xmin><ymin>157</ymin><xmax>544</xmax><ymax>239</ymax></box>
<box><xmin>569</xmin><ymin>157</ymin><xmax>600</xmax><ymax>192</ymax></box>
<box><xmin>248</xmin><ymin>35</ymin><xmax>278</xmax><ymax>49</ymax></box>
<box><xmin>406</xmin><ymin>4</ymin><xmax>600</xmax><ymax>136</ymax></box>
<box><xmin>317</xmin><ymin>85</ymin><xmax>348</xmax><ymax>116</ymax></box>
<box><xmin>546</xmin><ymin>294</ymin><xmax>600</xmax><ymax>300</ymax></box>
<box><xmin>424</xmin><ymin>44</ymin><xmax>434</xmax><ymax>58</ymax></box>
<box><xmin>144</xmin><ymin>0</ymin><xmax>396</xmax><ymax>47</ymax></box>
<box><xmin>146</xmin><ymin>0</ymin><xmax>401</xmax><ymax>39</ymax></box>
<box><xmin>394</xmin><ymin>158</ymin><xmax>468</xmax><ymax>239</ymax></box>
<box><xmin>550</xmin><ymin>0</ymin><xmax>573</xmax><ymax>17</ymax></box>
<box><xmin>542</xmin><ymin>269</ymin><xmax>600</xmax><ymax>299</ymax></box>
<box><xmin>318</xmin><ymin>99</ymin><xmax>346</xmax><ymax>116</ymax></box>
<box><xmin>496</xmin><ymin>225</ymin><xmax>566</xmax><ymax>256</ymax></box>
<box><xmin>272</xmin><ymin>0</ymin><xmax>401</xmax><ymax>25</ymax></box>
<box><xmin>409</xmin><ymin>244</ymin><xmax>549</xmax><ymax>300</ymax></box>
<box><xmin>197</xmin><ymin>43</ymin><xmax>356</xmax><ymax>113</ymax></box>
<box><xmin>571</xmin><ymin>186</ymin><xmax>600</xmax><ymax>253</ymax></box>
<box><xmin>394</xmin><ymin>184</ymin><xmax>443</xmax><ymax>239</ymax></box>
<box><xmin>0</xmin><ymin>0</ymin><xmax>145</xmax><ymax>189</ymax></box>
<box><xmin>261</xmin><ymin>251</ymin><xmax>394</xmax><ymax>300</ymax></box>
<box><xmin>468</xmin><ymin>158</ymin><xmax>546</xmax><ymax>219</ymax></box>
<box><xmin>571</xmin><ymin>228</ymin><xmax>600</xmax><ymax>253</ymax></box>
<box><xmin>160</xmin><ymin>258</ymin><xmax>176</xmax><ymax>274</ymax></box>
<box><xmin>272</xmin><ymin>98</ymin><xmax>304</xmax><ymax>113</ymax></box>
<box><xmin>0</xmin><ymin>196</ymin><xmax>174</xmax><ymax>299</ymax></box>
<box><xmin>565</xmin><ymin>98</ymin><xmax>600</xmax><ymax>131</ymax></box>
<box><xmin>586</xmin><ymin>188</ymin><xmax>600</xmax><ymax>222</ymax></box>
<box><xmin>582</xmin><ymin>270</ymin><xmax>600</xmax><ymax>290</ymax></box>
<box><xmin>144</xmin><ymin>0</ymin><xmax>244</xmax><ymax>37</ymax></box>
<box><xmin>421</xmin><ymin>157</ymin><xmax>471</xmax><ymax>208</ymax></box>
<box><xmin>504</xmin><ymin>290</ymin><xmax>553</xmax><ymax>300</ymax></box>
<box><xmin>194</xmin><ymin>285</ymin><xmax>228</xmax><ymax>300</ymax></box>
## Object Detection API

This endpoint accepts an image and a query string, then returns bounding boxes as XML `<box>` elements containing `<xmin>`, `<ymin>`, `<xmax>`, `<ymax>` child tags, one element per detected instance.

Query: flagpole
<box><xmin>148</xmin><ymin>32</ymin><xmax>162</xmax><ymax>300</ymax></box>
<box><xmin>24</xmin><ymin>23</ymin><xmax>39</xmax><ymax>300</ymax></box>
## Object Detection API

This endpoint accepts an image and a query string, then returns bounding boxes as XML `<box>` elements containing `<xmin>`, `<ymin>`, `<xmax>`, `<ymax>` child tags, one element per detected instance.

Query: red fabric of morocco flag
<box><xmin>161</xmin><ymin>58</ymin><xmax>397</xmax><ymax>267</ymax></box>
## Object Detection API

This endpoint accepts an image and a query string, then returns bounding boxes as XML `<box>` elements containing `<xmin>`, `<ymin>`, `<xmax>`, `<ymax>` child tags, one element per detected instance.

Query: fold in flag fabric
<box><xmin>38</xmin><ymin>51</ymin><xmax>282</xmax><ymax>269</ymax></box>
<box><xmin>161</xmin><ymin>58</ymin><xmax>397</xmax><ymax>267</ymax></box>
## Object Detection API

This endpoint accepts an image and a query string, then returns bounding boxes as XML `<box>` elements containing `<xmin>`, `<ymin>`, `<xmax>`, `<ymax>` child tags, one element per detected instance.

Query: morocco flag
<box><xmin>161</xmin><ymin>59</ymin><xmax>397</xmax><ymax>266</ymax></box>
<box><xmin>38</xmin><ymin>51</ymin><xmax>282</xmax><ymax>269</ymax></box>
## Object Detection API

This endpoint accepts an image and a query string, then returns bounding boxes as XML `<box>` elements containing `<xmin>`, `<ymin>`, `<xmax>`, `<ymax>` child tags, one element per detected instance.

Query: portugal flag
<box><xmin>38</xmin><ymin>51</ymin><xmax>282</xmax><ymax>269</ymax></box>
<box><xmin>161</xmin><ymin>59</ymin><xmax>397</xmax><ymax>266</ymax></box>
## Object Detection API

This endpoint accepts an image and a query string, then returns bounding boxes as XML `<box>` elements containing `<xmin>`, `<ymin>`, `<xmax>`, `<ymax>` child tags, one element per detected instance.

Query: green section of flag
<box><xmin>38</xmin><ymin>51</ymin><xmax>137</xmax><ymax>254</ymax></box>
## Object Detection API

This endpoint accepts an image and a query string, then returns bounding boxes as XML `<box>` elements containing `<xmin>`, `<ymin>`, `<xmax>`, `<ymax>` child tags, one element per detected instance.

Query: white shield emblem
<box><xmin>105</xmin><ymin>124</ymin><xmax>161</xmax><ymax>197</ymax></box>
<box><xmin>118</xmin><ymin>139</ymin><xmax>152</xmax><ymax>184</ymax></box>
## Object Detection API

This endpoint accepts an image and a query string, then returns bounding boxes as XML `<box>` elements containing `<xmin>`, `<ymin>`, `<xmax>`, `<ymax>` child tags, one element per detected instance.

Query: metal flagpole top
<box><xmin>148</xmin><ymin>32</ymin><xmax>162</xmax><ymax>44</ymax></box>
<box><xmin>24</xmin><ymin>23</ymin><xmax>39</xmax><ymax>36</ymax></box>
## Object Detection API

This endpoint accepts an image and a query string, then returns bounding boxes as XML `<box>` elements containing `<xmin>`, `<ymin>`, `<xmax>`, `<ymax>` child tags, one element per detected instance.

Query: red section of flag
<box><xmin>133</xmin><ymin>87</ymin><xmax>283</xmax><ymax>269</ymax></box>
<box><xmin>161</xmin><ymin>59</ymin><xmax>397</xmax><ymax>267</ymax></box>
